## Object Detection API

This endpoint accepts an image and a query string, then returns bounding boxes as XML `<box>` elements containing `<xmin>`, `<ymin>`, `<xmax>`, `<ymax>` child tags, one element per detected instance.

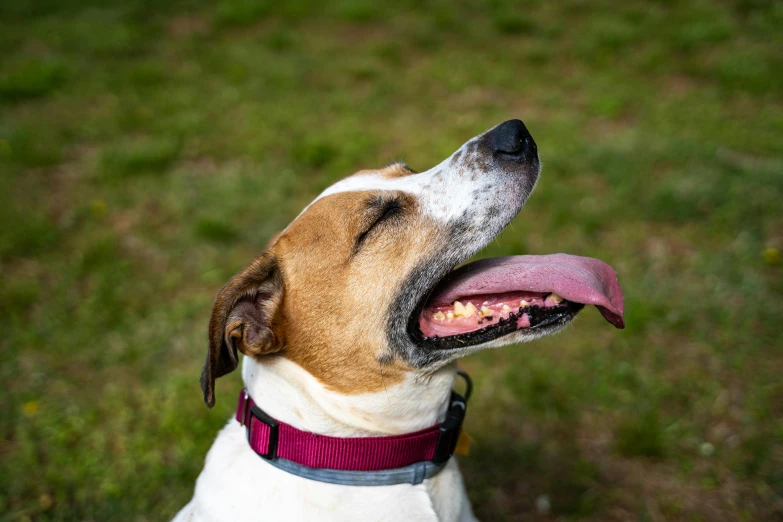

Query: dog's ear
<box><xmin>201</xmin><ymin>253</ymin><xmax>284</xmax><ymax>408</ymax></box>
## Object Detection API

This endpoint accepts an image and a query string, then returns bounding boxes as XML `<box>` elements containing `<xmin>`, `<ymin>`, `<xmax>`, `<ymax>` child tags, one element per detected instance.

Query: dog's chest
<box><xmin>182</xmin><ymin>421</ymin><xmax>470</xmax><ymax>522</ymax></box>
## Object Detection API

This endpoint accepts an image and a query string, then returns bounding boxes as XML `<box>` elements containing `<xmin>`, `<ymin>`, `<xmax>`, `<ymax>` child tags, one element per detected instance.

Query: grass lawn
<box><xmin>1</xmin><ymin>0</ymin><xmax>781</xmax><ymax>520</ymax></box>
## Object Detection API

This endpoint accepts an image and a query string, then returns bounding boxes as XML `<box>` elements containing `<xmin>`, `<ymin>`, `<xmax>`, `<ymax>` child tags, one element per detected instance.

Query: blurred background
<box><xmin>1</xmin><ymin>0</ymin><xmax>781</xmax><ymax>520</ymax></box>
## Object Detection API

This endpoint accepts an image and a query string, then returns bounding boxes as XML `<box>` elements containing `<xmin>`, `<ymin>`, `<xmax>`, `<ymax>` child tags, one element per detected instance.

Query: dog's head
<box><xmin>202</xmin><ymin>120</ymin><xmax>624</xmax><ymax>407</ymax></box>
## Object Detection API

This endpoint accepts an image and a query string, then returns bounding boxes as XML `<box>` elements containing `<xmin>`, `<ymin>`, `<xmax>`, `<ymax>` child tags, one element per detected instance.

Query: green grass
<box><xmin>1</xmin><ymin>0</ymin><xmax>782</xmax><ymax>520</ymax></box>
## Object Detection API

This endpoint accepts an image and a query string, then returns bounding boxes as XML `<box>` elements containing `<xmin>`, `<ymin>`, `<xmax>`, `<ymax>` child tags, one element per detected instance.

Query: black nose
<box><xmin>486</xmin><ymin>119</ymin><xmax>537</xmax><ymax>160</ymax></box>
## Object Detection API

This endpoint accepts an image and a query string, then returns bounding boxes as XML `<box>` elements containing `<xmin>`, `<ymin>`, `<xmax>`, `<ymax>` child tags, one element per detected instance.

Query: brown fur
<box><xmin>377</xmin><ymin>163</ymin><xmax>415</xmax><ymax>179</ymax></box>
<box><xmin>204</xmin><ymin>175</ymin><xmax>445</xmax><ymax>405</ymax></box>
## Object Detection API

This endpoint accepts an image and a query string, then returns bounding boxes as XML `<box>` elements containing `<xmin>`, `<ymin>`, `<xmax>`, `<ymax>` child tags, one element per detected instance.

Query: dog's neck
<box><xmin>242</xmin><ymin>356</ymin><xmax>456</xmax><ymax>437</ymax></box>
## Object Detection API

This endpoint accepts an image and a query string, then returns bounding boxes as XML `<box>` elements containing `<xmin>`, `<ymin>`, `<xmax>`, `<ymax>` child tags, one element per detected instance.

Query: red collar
<box><xmin>236</xmin><ymin>370</ymin><xmax>471</xmax><ymax>472</ymax></box>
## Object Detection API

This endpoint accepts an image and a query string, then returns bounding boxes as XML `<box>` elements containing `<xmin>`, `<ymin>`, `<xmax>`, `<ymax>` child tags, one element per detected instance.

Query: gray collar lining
<box><xmin>261</xmin><ymin>455</ymin><xmax>447</xmax><ymax>486</ymax></box>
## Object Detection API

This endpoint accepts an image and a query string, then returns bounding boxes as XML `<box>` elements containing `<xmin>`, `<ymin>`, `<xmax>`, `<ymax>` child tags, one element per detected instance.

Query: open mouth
<box><xmin>409</xmin><ymin>254</ymin><xmax>625</xmax><ymax>350</ymax></box>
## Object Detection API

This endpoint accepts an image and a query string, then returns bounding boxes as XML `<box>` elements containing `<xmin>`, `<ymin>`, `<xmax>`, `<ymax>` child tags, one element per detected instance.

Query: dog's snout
<box><xmin>487</xmin><ymin>119</ymin><xmax>537</xmax><ymax>160</ymax></box>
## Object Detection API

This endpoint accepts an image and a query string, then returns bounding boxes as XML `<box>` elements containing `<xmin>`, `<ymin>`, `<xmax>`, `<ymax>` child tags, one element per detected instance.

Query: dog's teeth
<box><xmin>520</xmin><ymin>300</ymin><xmax>529</xmax><ymax>308</ymax></box>
<box><xmin>433</xmin><ymin>311</ymin><xmax>446</xmax><ymax>321</ymax></box>
<box><xmin>446</xmin><ymin>311</ymin><xmax>455</xmax><ymax>320</ymax></box>
<box><xmin>453</xmin><ymin>301</ymin><xmax>466</xmax><ymax>317</ymax></box>
<box><xmin>480</xmin><ymin>305</ymin><xmax>492</xmax><ymax>317</ymax></box>
<box><xmin>502</xmin><ymin>304</ymin><xmax>511</xmax><ymax>313</ymax></box>
<box><xmin>547</xmin><ymin>293</ymin><xmax>564</xmax><ymax>304</ymax></box>
<box><xmin>464</xmin><ymin>302</ymin><xmax>477</xmax><ymax>317</ymax></box>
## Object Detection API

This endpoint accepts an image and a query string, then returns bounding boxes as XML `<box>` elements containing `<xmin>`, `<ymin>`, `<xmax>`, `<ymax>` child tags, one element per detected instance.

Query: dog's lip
<box><xmin>414</xmin><ymin>253</ymin><xmax>624</xmax><ymax>335</ymax></box>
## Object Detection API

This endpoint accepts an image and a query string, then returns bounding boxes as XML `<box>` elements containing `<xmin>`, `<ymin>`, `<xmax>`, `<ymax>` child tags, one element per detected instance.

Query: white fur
<box><xmin>306</xmin><ymin>157</ymin><xmax>476</xmax><ymax>223</ymax></box>
<box><xmin>173</xmin><ymin>358</ymin><xmax>478</xmax><ymax>522</ymax></box>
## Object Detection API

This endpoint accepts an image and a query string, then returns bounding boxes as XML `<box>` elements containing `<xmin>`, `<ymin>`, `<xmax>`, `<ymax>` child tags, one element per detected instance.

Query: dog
<box><xmin>174</xmin><ymin>120</ymin><xmax>624</xmax><ymax>522</ymax></box>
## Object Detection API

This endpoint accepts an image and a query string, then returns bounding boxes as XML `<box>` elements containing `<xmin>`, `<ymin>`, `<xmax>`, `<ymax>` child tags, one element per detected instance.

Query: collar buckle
<box><xmin>240</xmin><ymin>392</ymin><xmax>279</xmax><ymax>460</ymax></box>
<box><xmin>431</xmin><ymin>369</ymin><xmax>472</xmax><ymax>464</ymax></box>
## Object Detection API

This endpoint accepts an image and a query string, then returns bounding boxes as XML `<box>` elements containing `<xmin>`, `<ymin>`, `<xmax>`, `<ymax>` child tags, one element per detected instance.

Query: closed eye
<box><xmin>353</xmin><ymin>199</ymin><xmax>404</xmax><ymax>255</ymax></box>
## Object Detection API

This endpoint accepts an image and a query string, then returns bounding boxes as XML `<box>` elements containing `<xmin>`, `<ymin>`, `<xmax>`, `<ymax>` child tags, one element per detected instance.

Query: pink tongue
<box><xmin>429</xmin><ymin>254</ymin><xmax>625</xmax><ymax>328</ymax></box>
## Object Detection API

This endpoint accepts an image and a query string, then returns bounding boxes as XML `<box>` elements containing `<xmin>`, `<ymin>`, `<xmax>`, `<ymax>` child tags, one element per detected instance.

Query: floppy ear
<box><xmin>201</xmin><ymin>253</ymin><xmax>284</xmax><ymax>407</ymax></box>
